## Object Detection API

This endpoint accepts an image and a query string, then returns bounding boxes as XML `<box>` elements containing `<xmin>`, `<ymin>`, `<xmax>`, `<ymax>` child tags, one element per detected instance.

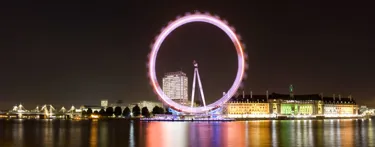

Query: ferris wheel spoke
<box><xmin>196</xmin><ymin>67</ymin><xmax>206</xmax><ymax>109</ymax></box>
<box><xmin>190</xmin><ymin>67</ymin><xmax>197</xmax><ymax>108</ymax></box>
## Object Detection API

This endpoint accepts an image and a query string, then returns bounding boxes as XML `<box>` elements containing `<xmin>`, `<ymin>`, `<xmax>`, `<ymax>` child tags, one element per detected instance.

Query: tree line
<box><xmin>81</xmin><ymin>105</ymin><xmax>171</xmax><ymax>118</ymax></box>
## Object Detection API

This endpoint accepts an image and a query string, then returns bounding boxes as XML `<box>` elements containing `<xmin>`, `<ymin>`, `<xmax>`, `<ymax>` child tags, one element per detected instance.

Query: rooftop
<box><xmin>164</xmin><ymin>71</ymin><xmax>186</xmax><ymax>77</ymax></box>
<box><xmin>229</xmin><ymin>92</ymin><xmax>356</xmax><ymax>104</ymax></box>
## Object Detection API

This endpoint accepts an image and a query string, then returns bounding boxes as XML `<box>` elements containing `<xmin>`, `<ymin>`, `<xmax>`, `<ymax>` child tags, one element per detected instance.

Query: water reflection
<box><xmin>368</xmin><ymin>119</ymin><xmax>374</xmax><ymax>146</ymax></box>
<box><xmin>89</xmin><ymin>120</ymin><xmax>98</xmax><ymax>147</ymax></box>
<box><xmin>129</xmin><ymin>121</ymin><xmax>135</xmax><ymax>147</ymax></box>
<box><xmin>99</xmin><ymin>120</ymin><xmax>108</xmax><ymax>147</ymax></box>
<box><xmin>70</xmin><ymin>120</ymin><xmax>82</xmax><ymax>146</ymax></box>
<box><xmin>249</xmin><ymin>121</ymin><xmax>272</xmax><ymax>146</ymax></box>
<box><xmin>271</xmin><ymin>120</ymin><xmax>278</xmax><ymax>147</ymax></box>
<box><xmin>146</xmin><ymin>122</ymin><xmax>188</xmax><ymax>147</ymax></box>
<box><xmin>0</xmin><ymin>119</ymin><xmax>374</xmax><ymax>147</ymax></box>
<box><xmin>340</xmin><ymin>120</ymin><xmax>353</xmax><ymax>147</ymax></box>
<box><xmin>211</xmin><ymin>122</ymin><xmax>222</xmax><ymax>147</ymax></box>
<box><xmin>13</xmin><ymin>119</ymin><xmax>24</xmax><ymax>147</ymax></box>
<box><xmin>43</xmin><ymin>120</ymin><xmax>53</xmax><ymax>147</ymax></box>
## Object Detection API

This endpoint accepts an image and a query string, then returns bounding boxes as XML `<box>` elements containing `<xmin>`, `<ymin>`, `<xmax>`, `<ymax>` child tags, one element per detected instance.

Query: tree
<box><xmin>114</xmin><ymin>106</ymin><xmax>122</xmax><ymax>117</ymax></box>
<box><xmin>152</xmin><ymin>106</ymin><xmax>159</xmax><ymax>115</ymax></box>
<box><xmin>141</xmin><ymin>107</ymin><xmax>150</xmax><ymax>117</ymax></box>
<box><xmin>132</xmin><ymin>105</ymin><xmax>141</xmax><ymax>117</ymax></box>
<box><xmin>87</xmin><ymin>108</ymin><xmax>93</xmax><ymax>116</ymax></box>
<box><xmin>123</xmin><ymin>107</ymin><xmax>131</xmax><ymax>118</ymax></box>
<box><xmin>99</xmin><ymin>109</ymin><xmax>105</xmax><ymax>116</ymax></box>
<box><xmin>106</xmin><ymin>107</ymin><xmax>114</xmax><ymax>117</ymax></box>
<box><xmin>81</xmin><ymin>110</ymin><xmax>87</xmax><ymax>117</ymax></box>
<box><xmin>152</xmin><ymin>106</ymin><xmax>164</xmax><ymax>115</ymax></box>
<box><xmin>158</xmin><ymin>107</ymin><xmax>165</xmax><ymax>114</ymax></box>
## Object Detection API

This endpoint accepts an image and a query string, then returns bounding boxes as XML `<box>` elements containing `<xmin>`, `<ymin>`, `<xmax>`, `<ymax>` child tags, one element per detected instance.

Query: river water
<box><xmin>0</xmin><ymin>119</ymin><xmax>374</xmax><ymax>147</ymax></box>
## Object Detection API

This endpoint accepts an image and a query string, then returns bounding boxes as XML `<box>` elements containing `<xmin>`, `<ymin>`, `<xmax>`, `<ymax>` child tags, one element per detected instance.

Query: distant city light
<box><xmin>91</xmin><ymin>114</ymin><xmax>99</xmax><ymax>119</ymax></box>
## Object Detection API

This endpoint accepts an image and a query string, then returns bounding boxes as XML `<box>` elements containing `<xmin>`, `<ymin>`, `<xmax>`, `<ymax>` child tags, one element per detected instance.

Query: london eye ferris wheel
<box><xmin>147</xmin><ymin>11</ymin><xmax>248</xmax><ymax>114</ymax></box>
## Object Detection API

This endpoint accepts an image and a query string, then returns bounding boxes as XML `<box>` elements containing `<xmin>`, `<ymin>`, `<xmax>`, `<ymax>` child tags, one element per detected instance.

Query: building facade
<box><xmin>101</xmin><ymin>100</ymin><xmax>108</xmax><ymax>108</ymax></box>
<box><xmin>162</xmin><ymin>71</ymin><xmax>188</xmax><ymax>103</ymax></box>
<box><xmin>269</xmin><ymin>93</ymin><xmax>324</xmax><ymax>116</ymax></box>
<box><xmin>224</xmin><ymin>94</ymin><xmax>270</xmax><ymax>118</ymax></box>
<box><xmin>224</xmin><ymin>91</ymin><xmax>358</xmax><ymax>118</ymax></box>
<box><xmin>323</xmin><ymin>95</ymin><xmax>358</xmax><ymax>117</ymax></box>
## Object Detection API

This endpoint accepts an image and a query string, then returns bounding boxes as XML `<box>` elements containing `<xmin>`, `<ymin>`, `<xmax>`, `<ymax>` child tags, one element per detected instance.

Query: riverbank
<box><xmin>0</xmin><ymin>115</ymin><xmax>371</xmax><ymax>121</ymax></box>
<box><xmin>234</xmin><ymin>116</ymin><xmax>366</xmax><ymax>121</ymax></box>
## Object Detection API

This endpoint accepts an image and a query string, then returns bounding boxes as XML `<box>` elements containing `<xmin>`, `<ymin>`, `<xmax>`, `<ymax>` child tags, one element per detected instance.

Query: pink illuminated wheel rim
<box><xmin>148</xmin><ymin>12</ymin><xmax>247</xmax><ymax>114</ymax></box>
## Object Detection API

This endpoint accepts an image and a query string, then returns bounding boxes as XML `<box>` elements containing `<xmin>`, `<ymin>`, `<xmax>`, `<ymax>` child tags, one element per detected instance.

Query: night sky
<box><xmin>1</xmin><ymin>1</ymin><xmax>374</xmax><ymax>109</ymax></box>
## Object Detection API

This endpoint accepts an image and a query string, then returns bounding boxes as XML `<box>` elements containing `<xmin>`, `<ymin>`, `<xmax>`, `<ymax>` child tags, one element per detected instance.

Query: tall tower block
<box><xmin>162</xmin><ymin>71</ymin><xmax>188</xmax><ymax>104</ymax></box>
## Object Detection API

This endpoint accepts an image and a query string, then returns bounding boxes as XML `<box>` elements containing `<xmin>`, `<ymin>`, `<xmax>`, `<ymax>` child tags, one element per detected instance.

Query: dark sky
<box><xmin>1</xmin><ymin>1</ymin><xmax>374</xmax><ymax>109</ymax></box>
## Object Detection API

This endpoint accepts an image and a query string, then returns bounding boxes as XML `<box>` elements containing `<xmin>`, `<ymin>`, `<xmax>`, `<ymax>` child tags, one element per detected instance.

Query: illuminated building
<box><xmin>224</xmin><ymin>86</ymin><xmax>358</xmax><ymax>118</ymax></box>
<box><xmin>323</xmin><ymin>95</ymin><xmax>358</xmax><ymax>117</ymax></box>
<box><xmin>101</xmin><ymin>99</ymin><xmax>108</xmax><ymax>108</ymax></box>
<box><xmin>269</xmin><ymin>93</ymin><xmax>323</xmax><ymax>116</ymax></box>
<box><xmin>162</xmin><ymin>71</ymin><xmax>188</xmax><ymax>103</ymax></box>
<box><xmin>267</xmin><ymin>85</ymin><xmax>323</xmax><ymax>116</ymax></box>
<box><xmin>359</xmin><ymin>105</ymin><xmax>368</xmax><ymax>114</ymax></box>
<box><xmin>224</xmin><ymin>92</ymin><xmax>270</xmax><ymax>118</ymax></box>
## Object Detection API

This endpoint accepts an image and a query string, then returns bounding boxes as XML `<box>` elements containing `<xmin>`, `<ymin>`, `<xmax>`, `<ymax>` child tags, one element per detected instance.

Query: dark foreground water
<box><xmin>0</xmin><ymin>119</ymin><xmax>374</xmax><ymax>147</ymax></box>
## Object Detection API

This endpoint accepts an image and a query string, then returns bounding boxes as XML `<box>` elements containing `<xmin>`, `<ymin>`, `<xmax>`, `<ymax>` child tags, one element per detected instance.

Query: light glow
<box><xmin>148</xmin><ymin>12</ymin><xmax>246</xmax><ymax>114</ymax></box>
<box><xmin>90</xmin><ymin>114</ymin><xmax>99</xmax><ymax>119</ymax></box>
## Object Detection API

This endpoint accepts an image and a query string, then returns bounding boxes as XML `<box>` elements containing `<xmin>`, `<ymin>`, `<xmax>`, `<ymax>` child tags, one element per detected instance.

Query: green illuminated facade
<box><xmin>280</xmin><ymin>104</ymin><xmax>298</xmax><ymax>115</ymax></box>
<box><xmin>268</xmin><ymin>92</ymin><xmax>325</xmax><ymax>115</ymax></box>
<box><xmin>279</xmin><ymin>104</ymin><xmax>314</xmax><ymax>115</ymax></box>
<box><xmin>299</xmin><ymin>104</ymin><xmax>313</xmax><ymax>114</ymax></box>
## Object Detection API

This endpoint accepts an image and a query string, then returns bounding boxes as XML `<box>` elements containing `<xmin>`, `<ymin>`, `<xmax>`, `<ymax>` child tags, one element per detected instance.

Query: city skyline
<box><xmin>1</xmin><ymin>1</ymin><xmax>374</xmax><ymax>108</ymax></box>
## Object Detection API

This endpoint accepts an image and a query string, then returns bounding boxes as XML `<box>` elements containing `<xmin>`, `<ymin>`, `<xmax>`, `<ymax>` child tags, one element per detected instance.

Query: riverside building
<box><xmin>224</xmin><ymin>91</ymin><xmax>270</xmax><ymax>118</ymax></box>
<box><xmin>224</xmin><ymin>86</ymin><xmax>358</xmax><ymax>118</ymax></box>
<box><xmin>323</xmin><ymin>94</ymin><xmax>358</xmax><ymax>117</ymax></box>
